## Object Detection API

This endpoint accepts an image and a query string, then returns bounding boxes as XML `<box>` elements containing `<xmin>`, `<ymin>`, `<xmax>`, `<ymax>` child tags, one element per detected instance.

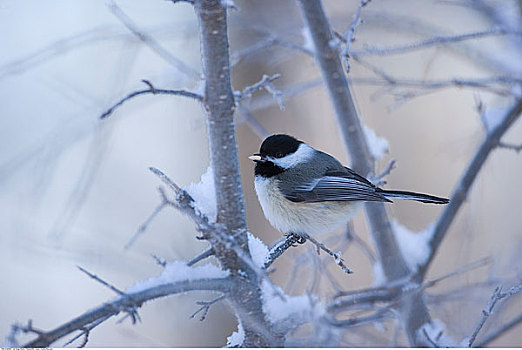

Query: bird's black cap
<box><xmin>259</xmin><ymin>134</ymin><xmax>303</xmax><ymax>159</ymax></box>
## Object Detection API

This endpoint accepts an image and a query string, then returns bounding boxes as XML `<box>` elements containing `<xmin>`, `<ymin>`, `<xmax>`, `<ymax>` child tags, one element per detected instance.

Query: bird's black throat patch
<box><xmin>254</xmin><ymin>161</ymin><xmax>285</xmax><ymax>178</ymax></box>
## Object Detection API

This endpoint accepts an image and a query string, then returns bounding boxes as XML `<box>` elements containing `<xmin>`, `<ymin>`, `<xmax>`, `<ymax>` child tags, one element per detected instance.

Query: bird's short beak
<box><xmin>248</xmin><ymin>154</ymin><xmax>265</xmax><ymax>162</ymax></box>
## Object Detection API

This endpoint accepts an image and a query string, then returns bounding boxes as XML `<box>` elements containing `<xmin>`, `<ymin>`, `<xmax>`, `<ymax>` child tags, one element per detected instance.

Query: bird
<box><xmin>249</xmin><ymin>134</ymin><xmax>449</xmax><ymax>238</ymax></box>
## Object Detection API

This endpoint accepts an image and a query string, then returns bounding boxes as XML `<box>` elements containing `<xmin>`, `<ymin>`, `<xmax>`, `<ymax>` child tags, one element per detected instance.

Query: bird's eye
<box><xmin>275</xmin><ymin>152</ymin><xmax>283</xmax><ymax>158</ymax></box>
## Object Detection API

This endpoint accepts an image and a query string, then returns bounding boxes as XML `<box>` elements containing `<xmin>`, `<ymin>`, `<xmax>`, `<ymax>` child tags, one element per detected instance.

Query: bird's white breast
<box><xmin>254</xmin><ymin>176</ymin><xmax>361</xmax><ymax>237</ymax></box>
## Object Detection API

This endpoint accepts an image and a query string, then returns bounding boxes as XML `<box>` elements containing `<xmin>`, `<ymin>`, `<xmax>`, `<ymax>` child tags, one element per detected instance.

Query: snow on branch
<box><xmin>20</xmin><ymin>275</ymin><xmax>232</xmax><ymax>347</ymax></box>
<box><xmin>391</xmin><ymin>220</ymin><xmax>434</xmax><ymax>274</ymax></box>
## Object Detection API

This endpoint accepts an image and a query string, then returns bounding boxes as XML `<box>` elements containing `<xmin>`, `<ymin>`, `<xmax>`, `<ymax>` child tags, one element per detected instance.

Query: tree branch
<box><xmin>193</xmin><ymin>1</ymin><xmax>282</xmax><ymax>345</ymax></box>
<box><xmin>417</xmin><ymin>99</ymin><xmax>522</xmax><ymax>280</ymax></box>
<box><xmin>22</xmin><ymin>277</ymin><xmax>232</xmax><ymax>347</ymax></box>
<box><xmin>100</xmin><ymin>80</ymin><xmax>203</xmax><ymax>119</ymax></box>
<box><xmin>353</xmin><ymin>27</ymin><xmax>520</xmax><ymax>56</ymax></box>
<box><xmin>467</xmin><ymin>284</ymin><xmax>522</xmax><ymax>347</ymax></box>
<box><xmin>296</xmin><ymin>0</ymin><xmax>431</xmax><ymax>345</ymax></box>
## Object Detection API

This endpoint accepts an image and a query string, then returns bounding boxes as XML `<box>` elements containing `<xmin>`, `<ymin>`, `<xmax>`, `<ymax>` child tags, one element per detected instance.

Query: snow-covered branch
<box><xmin>21</xmin><ymin>274</ymin><xmax>232</xmax><ymax>347</ymax></box>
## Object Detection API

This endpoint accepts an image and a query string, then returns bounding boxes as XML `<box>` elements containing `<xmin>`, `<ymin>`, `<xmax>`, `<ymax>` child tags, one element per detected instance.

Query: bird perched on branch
<box><xmin>249</xmin><ymin>134</ymin><xmax>448</xmax><ymax>237</ymax></box>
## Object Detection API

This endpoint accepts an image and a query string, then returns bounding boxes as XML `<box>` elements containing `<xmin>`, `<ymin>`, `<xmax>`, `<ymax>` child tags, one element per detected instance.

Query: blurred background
<box><xmin>1</xmin><ymin>0</ymin><xmax>521</xmax><ymax>347</ymax></box>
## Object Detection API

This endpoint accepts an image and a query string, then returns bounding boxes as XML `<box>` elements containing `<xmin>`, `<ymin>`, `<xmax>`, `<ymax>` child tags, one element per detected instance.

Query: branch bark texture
<box><xmin>194</xmin><ymin>1</ymin><xmax>282</xmax><ymax>346</ymax></box>
<box><xmin>296</xmin><ymin>0</ymin><xmax>431</xmax><ymax>345</ymax></box>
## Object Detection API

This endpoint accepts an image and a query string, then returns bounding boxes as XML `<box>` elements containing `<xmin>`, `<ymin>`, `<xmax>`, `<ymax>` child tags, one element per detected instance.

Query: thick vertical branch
<box><xmin>194</xmin><ymin>0</ymin><xmax>248</xmax><ymax>267</ymax></box>
<box><xmin>296</xmin><ymin>0</ymin><xmax>431</xmax><ymax>345</ymax></box>
<box><xmin>194</xmin><ymin>1</ymin><xmax>282</xmax><ymax>346</ymax></box>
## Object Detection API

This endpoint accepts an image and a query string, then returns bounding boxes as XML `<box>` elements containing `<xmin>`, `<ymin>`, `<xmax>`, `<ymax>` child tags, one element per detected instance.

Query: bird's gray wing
<box><xmin>283</xmin><ymin>171</ymin><xmax>390</xmax><ymax>203</ymax></box>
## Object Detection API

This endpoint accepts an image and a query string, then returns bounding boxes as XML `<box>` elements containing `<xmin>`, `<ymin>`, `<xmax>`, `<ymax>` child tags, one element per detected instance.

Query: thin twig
<box><xmin>236</xmin><ymin>74</ymin><xmax>281</xmax><ymax>101</ymax></box>
<box><xmin>77</xmin><ymin>266</ymin><xmax>125</xmax><ymax>296</ymax></box>
<box><xmin>499</xmin><ymin>141</ymin><xmax>522</xmax><ymax>152</ymax></box>
<box><xmin>237</xmin><ymin>105</ymin><xmax>270</xmax><ymax>139</ymax></box>
<box><xmin>100</xmin><ymin>80</ymin><xmax>203</xmax><ymax>119</ymax></box>
<box><xmin>341</xmin><ymin>0</ymin><xmax>371</xmax><ymax>72</ymax></box>
<box><xmin>125</xmin><ymin>190</ymin><xmax>169</xmax><ymax>249</ymax></box>
<box><xmin>187</xmin><ymin>247</ymin><xmax>215</xmax><ymax>266</ymax></box>
<box><xmin>109</xmin><ymin>2</ymin><xmax>200</xmax><ymax>79</ymax></box>
<box><xmin>372</xmin><ymin>159</ymin><xmax>396</xmax><ymax>186</ymax></box>
<box><xmin>151</xmin><ymin>254</ymin><xmax>167</xmax><ymax>267</ymax></box>
<box><xmin>62</xmin><ymin>316</ymin><xmax>110</xmax><ymax>347</ymax></box>
<box><xmin>264</xmin><ymin>234</ymin><xmax>303</xmax><ymax>269</ymax></box>
<box><xmin>190</xmin><ymin>295</ymin><xmax>226</xmax><ymax>321</ymax></box>
<box><xmin>353</xmin><ymin>27</ymin><xmax>518</xmax><ymax>56</ymax></box>
<box><xmin>467</xmin><ymin>284</ymin><xmax>522</xmax><ymax>347</ymax></box>
<box><xmin>301</xmin><ymin>233</ymin><xmax>353</xmax><ymax>274</ymax></box>
<box><xmin>475</xmin><ymin>311</ymin><xmax>522</xmax><ymax>347</ymax></box>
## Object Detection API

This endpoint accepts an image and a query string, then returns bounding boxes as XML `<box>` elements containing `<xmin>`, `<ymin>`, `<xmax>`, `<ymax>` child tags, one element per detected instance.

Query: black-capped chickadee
<box><xmin>249</xmin><ymin>134</ymin><xmax>449</xmax><ymax>237</ymax></box>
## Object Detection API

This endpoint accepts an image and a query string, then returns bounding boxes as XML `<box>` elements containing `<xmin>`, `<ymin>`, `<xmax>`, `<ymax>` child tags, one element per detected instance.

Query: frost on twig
<box><xmin>340</xmin><ymin>0</ymin><xmax>371</xmax><ymax>73</ymax></box>
<box><xmin>190</xmin><ymin>295</ymin><xmax>226</xmax><ymax>322</ymax></box>
<box><xmin>466</xmin><ymin>284</ymin><xmax>522</xmax><ymax>347</ymax></box>
<box><xmin>20</xmin><ymin>270</ymin><xmax>232</xmax><ymax>347</ymax></box>
<box><xmin>236</xmin><ymin>74</ymin><xmax>285</xmax><ymax>110</ymax></box>
<box><xmin>301</xmin><ymin>234</ymin><xmax>354</xmax><ymax>274</ymax></box>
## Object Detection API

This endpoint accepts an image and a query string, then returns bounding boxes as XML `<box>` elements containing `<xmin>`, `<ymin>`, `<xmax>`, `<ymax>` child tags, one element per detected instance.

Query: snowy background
<box><xmin>1</xmin><ymin>0</ymin><xmax>521</xmax><ymax>346</ymax></box>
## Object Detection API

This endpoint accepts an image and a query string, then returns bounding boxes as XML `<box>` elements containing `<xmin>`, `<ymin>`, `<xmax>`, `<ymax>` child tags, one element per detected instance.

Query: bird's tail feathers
<box><xmin>378</xmin><ymin>189</ymin><xmax>449</xmax><ymax>204</ymax></box>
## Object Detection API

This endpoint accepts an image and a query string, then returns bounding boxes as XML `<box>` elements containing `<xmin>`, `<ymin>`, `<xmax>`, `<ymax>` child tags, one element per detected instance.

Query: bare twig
<box><xmin>236</xmin><ymin>74</ymin><xmax>281</xmax><ymax>100</ymax></box>
<box><xmin>62</xmin><ymin>316</ymin><xmax>110</xmax><ymax>347</ymax></box>
<box><xmin>467</xmin><ymin>284</ymin><xmax>522</xmax><ymax>347</ymax></box>
<box><xmin>187</xmin><ymin>247</ymin><xmax>215</xmax><ymax>266</ymax></box>
<box><xmin>100</xmin><ymin>80</ymin><xmax>203</xmax><ymax>119</ymax></box>
<box><xmin>372</xmin><ymin>159</ymin><xmax>396</xmax><ymax>186</ymax></box>
<box><xmin>499</xmin><ymin>141</ymin><xmax>522</xmax><ymax>152</ymax></box>
<box><xmin>77</xmin><ymin>266</ymin><xmax>125</xmax><ymax>296</ymax></box>
<box><xmin>475</xmin><ymin>311</ymin><xmax>522</xmax><ymax>347</ymax></box>
<box><xmin>353</xmin><ymin>27</ymin><xmax>520</xmax><ymax>56</ymax></box>
<box><xmin>190</xmin><ymin>295</ymin><xmax>226</xmax><ymax>321</ymax></box>
<box><xmin>237</xmin><ymin>105</ymin><xmax>270</xmax><ymax>139</ymax></box>
<box><xmin>125</xmin><ymin>188</ymin><xmax>169</xmax><ymax>249</ymax></box>
<box><xmin>151</xmin><ymin>253</ymin><xmax>167</xmax><ymax>267</ymax></box>
<box><xmin>109</xmin><ymin>2</ymin><xmax>200</xmax><ymax>80</ymax></box>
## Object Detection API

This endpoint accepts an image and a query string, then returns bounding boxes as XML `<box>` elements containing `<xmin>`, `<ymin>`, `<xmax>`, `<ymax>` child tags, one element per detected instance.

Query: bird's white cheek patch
<box><xmin>271</xmin><ymin>143</ymin><xmax>315</xmax><ymax>169</ymax></box>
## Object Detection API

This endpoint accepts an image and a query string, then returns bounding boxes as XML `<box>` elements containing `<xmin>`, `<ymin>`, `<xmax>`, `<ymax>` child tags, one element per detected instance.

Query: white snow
<box><xmin>417</xmin><ymin>319</ymin><xmax>456</xmax><ymax>347</ymax></box>
<box><xmin>260</xmin><ymin>280</ymin><xmax>324</xmax><ymax>324</ymax></box>
<box><xmin>301</xmin><ymin>26</ymin><xmax>315</xmax><ymax>53</ymax></box>
<box><xmin>226</xmin><ymin>320</ymin><xmax>245</xmax><ymax>347</ymax></box>
<box><xmin>392</xmin><ymin>220</ymin><xmax>434</xmax><ymax>273</ymax></box>
<box><xmin>372</xmin><ymin>260</ymin><xmax>386</xmax><ymax>286</ymax></box>
<box><xmin>126</xmin><ymin>261</ymin><xmax>229</xmax><ymax>294</ymax></box>
<box><xmin>184</xmin><ymin>166</ymin><xmax>217</xmax><ymax>223</ymax></box>
<box><xmin>247</xmin><ymin>232</ymin><xmax>269</xmax><ymax>269</ymax></box>
<box><xmin>220</xmin><ymin>0</ymin><xmax>237</xmax><ymax>9</ymax></box>
<box><xmin>362</xmin><ymin>124</ymin><xmax>389</xmax><ymax>160</ymax></box>
<box><xmin>481</xmin><ymin>106</ymin><xmax>507</xmax><ymax>133</ymax></box>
